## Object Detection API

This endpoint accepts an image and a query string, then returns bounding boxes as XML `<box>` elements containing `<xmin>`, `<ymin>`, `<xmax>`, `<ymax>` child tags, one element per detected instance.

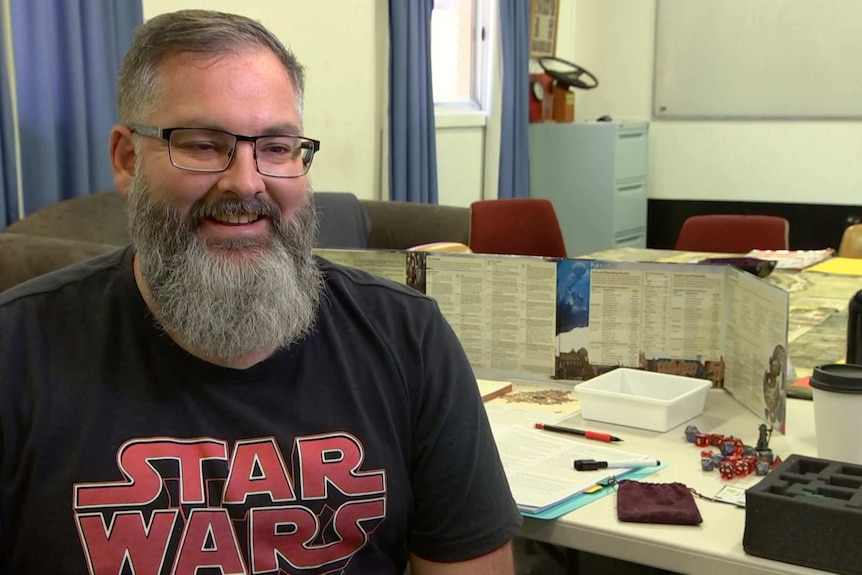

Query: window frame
<box><xmin>432</xmin><ymin>0</ymin><xmax>492</xmax><ymax>116</ymax></box>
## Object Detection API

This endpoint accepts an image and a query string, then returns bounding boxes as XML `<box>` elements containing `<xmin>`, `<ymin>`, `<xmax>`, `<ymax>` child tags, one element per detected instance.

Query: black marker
<box><xmin>574</xmin><ymin>458</ymin><xmax>660</xmax><ymax>471</ymax></box>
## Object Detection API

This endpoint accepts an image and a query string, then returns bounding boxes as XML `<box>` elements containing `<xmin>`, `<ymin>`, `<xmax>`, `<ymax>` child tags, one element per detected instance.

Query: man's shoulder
<box><xmin>0</xmin><ymin>246</ymin><xmax>129</xmax><ymax>310</ymax></box>
<box><xmin>315</xmin><ymin>257</ymin><xmax>446</xmax><ymax>337</ymax></box>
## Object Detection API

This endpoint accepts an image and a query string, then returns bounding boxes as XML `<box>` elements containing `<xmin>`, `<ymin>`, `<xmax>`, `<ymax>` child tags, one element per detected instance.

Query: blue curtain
<box><xmin>498</xmin><ymin>0</ymin><xmax>531</xmax><ymax>199</ymax></box>
<box><xmin>0</xmin><ymin>25</ymin><xmax>16</xmax><ymax>227</ymax></box>
<box><xmin>388</xmin><ymin>0</ymin><xmax>438</xmax><ymax>204</ymax></box>
<box><xmin>0</xmin><ymin>0</ymin><xmax>142</xmax><ymax>229</ymax></box>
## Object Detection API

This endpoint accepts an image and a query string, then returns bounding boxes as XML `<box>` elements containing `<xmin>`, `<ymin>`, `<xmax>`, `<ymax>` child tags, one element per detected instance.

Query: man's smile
<box><xmin>209</xmin><ymin>212</ymin><xmax>263</xmax><ymax>225</ymax></box>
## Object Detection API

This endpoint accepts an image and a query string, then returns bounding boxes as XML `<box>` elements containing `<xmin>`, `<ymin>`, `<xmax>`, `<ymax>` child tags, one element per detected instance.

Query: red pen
<box><xmin>534</xmin><ymin>422</ymin><xmax>622</xmax><ymax>442</ymax></box>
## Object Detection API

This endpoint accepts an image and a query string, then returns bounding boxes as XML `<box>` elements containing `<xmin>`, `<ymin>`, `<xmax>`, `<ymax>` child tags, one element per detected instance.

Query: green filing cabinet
<box><xmin>529</xmin><ymin>121</ymin><xmax>648</xmax><ymax>257</ymax></box>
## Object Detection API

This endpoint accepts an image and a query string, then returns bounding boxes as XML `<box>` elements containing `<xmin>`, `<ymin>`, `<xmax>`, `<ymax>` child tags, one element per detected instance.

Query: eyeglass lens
<box><xmin>168</xmin><ymin>128</ymin><xmax>314</xmax><ymax>177</ymax></box>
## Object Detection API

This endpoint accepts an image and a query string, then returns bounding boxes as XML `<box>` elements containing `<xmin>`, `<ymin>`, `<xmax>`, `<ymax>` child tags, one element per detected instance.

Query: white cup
<box><xmin>810</xmin><ymin>364</ymin><xmax>862</xmax><ymax>464</ymax></box>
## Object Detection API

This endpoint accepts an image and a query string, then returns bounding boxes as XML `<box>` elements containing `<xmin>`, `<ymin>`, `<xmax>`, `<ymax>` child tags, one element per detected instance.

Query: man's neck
<box><xmin>132</xmin><ymin>254</ymin><xmax>276</xmax><ymax>370</ymax></box>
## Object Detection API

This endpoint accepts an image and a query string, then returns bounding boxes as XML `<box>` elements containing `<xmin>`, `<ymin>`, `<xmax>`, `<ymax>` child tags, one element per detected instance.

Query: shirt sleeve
<box><xmin>406</xmin><ymin>301</ymin><xmax>522</xmax><ymax>562</ymax></box>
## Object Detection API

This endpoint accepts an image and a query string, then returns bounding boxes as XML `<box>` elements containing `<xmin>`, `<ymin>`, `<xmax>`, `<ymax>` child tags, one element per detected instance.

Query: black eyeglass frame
<box><xmin>128</xmin><ymin>124</ymin><xmax>321</xmax><ymax>178</ymax></box>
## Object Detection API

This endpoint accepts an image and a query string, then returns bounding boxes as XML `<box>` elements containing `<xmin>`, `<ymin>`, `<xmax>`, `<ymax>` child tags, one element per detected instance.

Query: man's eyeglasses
<box><xmin>129</xmin><ymin>125</ymin><xmax>320</xmax><ymax>178</ymax></box>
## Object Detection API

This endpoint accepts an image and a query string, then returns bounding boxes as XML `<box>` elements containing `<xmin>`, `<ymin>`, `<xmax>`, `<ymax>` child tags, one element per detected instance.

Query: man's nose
<box><xmin>216</xmin><ymin>141</ymin><xmax>265</xmax><ymax>197</ymax></box>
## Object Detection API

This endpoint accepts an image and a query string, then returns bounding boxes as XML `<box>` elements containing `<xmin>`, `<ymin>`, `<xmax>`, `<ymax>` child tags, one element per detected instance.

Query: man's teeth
<box><xmin>212</xmin><ymin>213</ymin><xmax>261</xmax><ymax>224</ymax></box>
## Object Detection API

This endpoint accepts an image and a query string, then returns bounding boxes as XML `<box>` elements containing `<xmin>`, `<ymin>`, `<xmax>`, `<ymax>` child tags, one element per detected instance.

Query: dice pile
<box><xmin>684</xmin><ymin>424</ymin><xmax>782</xmax><ymax>480</ymax></box>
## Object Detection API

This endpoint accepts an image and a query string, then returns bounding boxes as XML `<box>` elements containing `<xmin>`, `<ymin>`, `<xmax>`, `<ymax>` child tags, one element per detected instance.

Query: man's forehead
<box><xmin>157</xmin><ymin>48</ymin><xmax>292</xmax><ymax>79</ymax></box>
<box><xmin>150</xmin><ymin>49</ymin><xmax>301</xmax><ymax>133</ymax></box>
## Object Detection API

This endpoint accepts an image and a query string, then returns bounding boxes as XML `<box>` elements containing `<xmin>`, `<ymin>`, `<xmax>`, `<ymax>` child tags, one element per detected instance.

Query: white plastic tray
<box><xmin>576</xmin><ymin>368</ymin><xmax>712</xmax><ymax>432</ymax></box>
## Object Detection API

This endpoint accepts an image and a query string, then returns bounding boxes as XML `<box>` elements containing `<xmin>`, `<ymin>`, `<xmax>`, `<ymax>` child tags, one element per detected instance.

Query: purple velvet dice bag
<box><xmin>616</xmin><ymin>480</ymin><xmax>703</xmax><ymax>525</ymax></box>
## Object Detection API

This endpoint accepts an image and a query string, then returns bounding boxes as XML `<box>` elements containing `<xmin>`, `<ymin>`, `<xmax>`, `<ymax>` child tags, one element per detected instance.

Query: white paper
<box><xmin>490</xmin><ymin>424</ymin><xmax>653</xmax><ymax>513</ymax></box>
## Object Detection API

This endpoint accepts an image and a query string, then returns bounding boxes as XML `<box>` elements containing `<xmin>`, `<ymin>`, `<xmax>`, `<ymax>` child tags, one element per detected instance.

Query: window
<box><xmin>431</xmin><ymin>0</ymin><xmax>490</xmax><ymax>109</ymax></box>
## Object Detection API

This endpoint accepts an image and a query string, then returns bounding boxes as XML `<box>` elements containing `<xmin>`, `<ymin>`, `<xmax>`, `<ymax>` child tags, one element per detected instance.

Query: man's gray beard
<box><xmin>126</xmin><ymin>174</ymin><xmax>323</xmax><ymax>363</ymax></box>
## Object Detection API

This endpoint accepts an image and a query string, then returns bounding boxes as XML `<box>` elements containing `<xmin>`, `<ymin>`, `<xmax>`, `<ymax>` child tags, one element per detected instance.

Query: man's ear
<box><xmin>110</xmin><ymin>125</ymin><xmax>136</xmax><ymax>196</ymax></box>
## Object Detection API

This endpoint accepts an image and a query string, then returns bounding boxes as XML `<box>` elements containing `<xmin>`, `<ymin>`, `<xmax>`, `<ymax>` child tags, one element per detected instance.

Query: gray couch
<box><xmin>0</xmin><ymin>191</ymin><xmax>470</xmax><ymax>293</ymax></box>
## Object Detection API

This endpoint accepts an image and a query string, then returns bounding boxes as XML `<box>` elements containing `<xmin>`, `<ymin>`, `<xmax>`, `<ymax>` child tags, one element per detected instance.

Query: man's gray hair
<box><xmin>117</xmin><ymin>9</ymin><xmax>305</xmax><ymax>124</ymax></box>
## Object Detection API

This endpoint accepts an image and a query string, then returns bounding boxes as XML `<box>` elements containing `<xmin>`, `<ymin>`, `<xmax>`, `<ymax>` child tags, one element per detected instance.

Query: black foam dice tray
<box><xmin>744</xmin><ymin>454</ymin><xmax>862</xmax><ymax>574</ymax></box>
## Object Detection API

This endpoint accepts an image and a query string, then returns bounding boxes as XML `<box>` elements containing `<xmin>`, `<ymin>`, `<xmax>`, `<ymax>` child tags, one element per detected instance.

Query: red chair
<box><xmin>469</xmin><ymin>198</ymin><xmax>567</xmax><ymax>258</ymax></box>
<box><xmin>674</xmin><ymin>214</ymin><xmax>789</xmax><ymax>253</ymax></box>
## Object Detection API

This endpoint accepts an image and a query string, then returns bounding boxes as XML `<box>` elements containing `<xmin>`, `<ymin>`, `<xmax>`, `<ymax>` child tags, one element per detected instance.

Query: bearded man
<box><xmin>0</xmin><ymin>9</ymin><xmax>520</xmax><ymax>574</ymax></box>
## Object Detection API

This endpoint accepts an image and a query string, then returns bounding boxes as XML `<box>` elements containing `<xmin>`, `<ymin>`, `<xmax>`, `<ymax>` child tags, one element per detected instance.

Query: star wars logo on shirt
<box><xmin>73</xmin><ymin>435</ymin><xmax>387</xmax><ymax>574</ymax></box>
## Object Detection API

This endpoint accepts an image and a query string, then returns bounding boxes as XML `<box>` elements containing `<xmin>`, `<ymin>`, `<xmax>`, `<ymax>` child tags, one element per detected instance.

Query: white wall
<box><xmin>566</xmin><ymin>0</ymin><xmax>653</xmax><ymax>123</ymax></box>
<box><xmin>559</xmin><ymin>0</ymin><xmax>862</xmax><ymax>206</ymax></box>
<box><xmin>142</xmin><ymin>1</ymin><xmax>489</xmax><ymax>207</ymax></box>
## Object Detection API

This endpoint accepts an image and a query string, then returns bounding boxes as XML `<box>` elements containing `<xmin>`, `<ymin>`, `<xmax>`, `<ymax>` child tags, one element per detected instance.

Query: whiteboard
<box><xmin>654</xmin><ymin>0</ymin><xmax>862</xmax><ymax>119</ymax></box>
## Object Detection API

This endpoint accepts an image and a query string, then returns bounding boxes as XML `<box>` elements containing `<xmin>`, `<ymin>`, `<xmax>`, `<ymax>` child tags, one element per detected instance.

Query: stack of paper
<box><xmin>745</xmin><ymin>249</ymin><xmax>834</xmax><ymax>270</ymax></box>
<box><xmin>490</xmin><ymin>424</ymin><xmax>654</xmax><ymax>514</ymax></box>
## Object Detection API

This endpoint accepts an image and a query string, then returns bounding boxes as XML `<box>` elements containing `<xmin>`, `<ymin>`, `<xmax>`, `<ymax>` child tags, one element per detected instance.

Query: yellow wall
<box><xmin>144</xmin><ymin>1</ymin><xmax>862</xmax><ymax>208</ymax></box>
<box><xmin>142</xmin><ymin>0</ymin><xmax>493</xmax><ymax>207</ymax></box>
<box><xmin>143</xmin><ymin>0</ymin><xmax>388</xmax><ymax>201</ymax></box>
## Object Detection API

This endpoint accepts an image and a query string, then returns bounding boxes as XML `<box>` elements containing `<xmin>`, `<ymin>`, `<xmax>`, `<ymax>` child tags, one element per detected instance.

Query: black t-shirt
<box><xmin>0</xmin><ymin>247</ymin><xmax>521</xmax><ymax>574</ymax></box>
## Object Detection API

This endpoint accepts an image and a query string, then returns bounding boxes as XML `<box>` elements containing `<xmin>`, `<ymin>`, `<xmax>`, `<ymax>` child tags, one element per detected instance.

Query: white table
<box><xmin>518</xmin><ymin>390</ymin><xmax>830</xmax><ymax>575</ymax></box>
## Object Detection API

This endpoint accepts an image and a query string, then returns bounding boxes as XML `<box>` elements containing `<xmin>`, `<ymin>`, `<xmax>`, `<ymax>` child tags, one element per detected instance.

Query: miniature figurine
<box><xmin>756</xmin><ymin>423</ymin><xmax>772</xmax><ymax>452</ymax></box>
